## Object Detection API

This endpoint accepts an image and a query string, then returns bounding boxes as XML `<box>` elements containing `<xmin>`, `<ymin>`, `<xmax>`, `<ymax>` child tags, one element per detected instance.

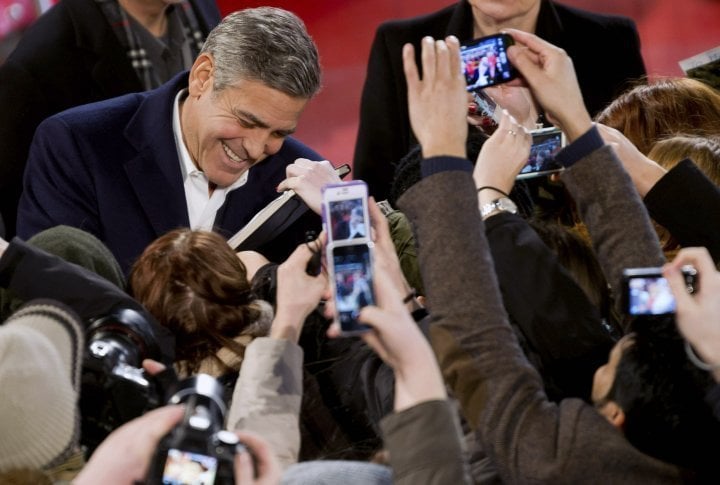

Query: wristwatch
<box><xmin>480</xmin><ymin>197</ymin><xmax>518</xmax><ymax>219</ymax></box>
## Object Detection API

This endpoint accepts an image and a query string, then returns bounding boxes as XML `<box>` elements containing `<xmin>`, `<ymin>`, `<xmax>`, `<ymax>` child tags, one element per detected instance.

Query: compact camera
<box><xmin>622</xmin><ymin>265</ymin><xmax>697</xmax><ymax>316</ymax></box>
<box><xmin>461</xmin><ymin>33</ymin><xmax>518</xmax><ymax>91</ymax></box>
<box><xmin>146</xmin><ymin>374</ymin><xmax>247</xmax><ymax>485</ymax></box>
<box><xmin>321</xmin><ymin>181</ymin><xmax>375</xmax><ymax>336</ymax></box>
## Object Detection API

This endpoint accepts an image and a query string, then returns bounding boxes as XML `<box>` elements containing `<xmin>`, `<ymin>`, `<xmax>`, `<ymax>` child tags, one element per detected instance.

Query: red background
<box><xmin>216</xmin><ymin>0</ymin><xmax>720</xmax><ymax>173</ymax></box>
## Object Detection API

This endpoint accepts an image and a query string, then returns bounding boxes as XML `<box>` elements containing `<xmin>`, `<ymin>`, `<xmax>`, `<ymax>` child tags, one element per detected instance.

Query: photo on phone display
<box><xmin>461</xmin><ymin>33</ymin><xmax>518</xmax><ymax>91</ymax></box>
<box><xmin>161</xmin><ymin>449</ymin><xmax>218</xmax><ymax>485</ymax></box>
<box><xmin>328</xmin><ymin>242</ymin><xmax>375</xmax><ymax>336</ymax></box>
<box><xmin>625</xmin><ymin>274</ymin><xmax>677</xmax><ymax>316</ymax></box>
<box><xmin>622</xmin><ymin>266</ymin><xmax>697</xmax><ymax>316</ymax></box>
<box><xmin>516</xmin><ymin>127</ymin><xmax>566</xmax><ymax>179</ymax></box>
<box><xmin>322</xmin><ymin>181</ymin><xmax>370</xmax><ymax>244</ymax></box>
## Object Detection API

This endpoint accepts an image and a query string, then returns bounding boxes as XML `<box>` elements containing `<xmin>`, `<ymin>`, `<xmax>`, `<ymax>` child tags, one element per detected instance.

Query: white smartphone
<box><xmin>327</xmin><ymin>240</ymin><xmax>375</xmax><ymax>336</ymax></box>
<box><xmin>321</xmin><ymin>181</ymin><xmax>371</xmax><ymax>245</ymax></box>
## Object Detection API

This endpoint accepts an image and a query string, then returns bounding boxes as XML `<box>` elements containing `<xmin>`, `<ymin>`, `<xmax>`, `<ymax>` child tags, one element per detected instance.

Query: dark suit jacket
<box><xmin>17</xmin><ymin>73</ymin><xmax>324</xmax><ymax>274</ymax></box>
<box><xmin>353</xmin><ymin>0</ymin><xmax>647</xmax><ymax>200</ymax></box>
<box><xmin>0</xmin><ymin>0</ymin><xmax>221</xmax><ymax>238</ymax></box>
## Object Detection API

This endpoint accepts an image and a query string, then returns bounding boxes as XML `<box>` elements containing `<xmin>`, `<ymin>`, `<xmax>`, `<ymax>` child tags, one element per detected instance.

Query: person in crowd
<box><xmin>0</xmin><ymin>225</ymin><xmax>127</xmax><ymax>321</ymax></box>
<box><xmin>75</xmin><ymin>198</ymin><xmax>469</xmax><ymax>485</ymax></box>
<box><xmin>353</xmin><ymin>0</ymin><xmax>647</xmax><ymax>201</ymax></box>
<box><xmin>0</xmin><ymin>300</ymin><xmax>86</xmax><ymax>483</ymax></box>
<box><xmin>17</xmin><ymin>7</ymin><xmax>340</xmax><ymax>274</ymax></box>
<box><xmin>665</xmin><ymin>247</ymin><xmax>720</xmax><ymax>420</ymax></box>
<box><xmin>128</xmin><ymin>228</ymin><xmax>273</xmax><ymax>380</ymax></box>
<box><xmin>73</xmin><ymin>406</ymin><xmax>282</xmax><ymax>484</ymax></box>
<box><xmin>644</xmin><ymin>135</ymin><xmax>720</xmax><ymax>260</ymax></box>
<box><xmin>0</xmin><ymin>0</ymin><xmax>221</xmax><ymax>239</ymax></box>
<box><xmin>598</xmin><ymin>124</ymin><xmax>720</xmax><ymax>264</ymax></box>
<box><xmin>386</xmin><ymin>111</ymin><xmax>617</xmax><ymax>405</ymax></box>
<box><xmin>396</xmin><ymin>30</ymin><xmax>719</xmax><ymax>481</ymax></box>
<box><xmin>649</xmin><ymin>135</ymin><xmax>720</xmax><ymax>184</ymax></box>
<box><xmin>595</xmin><ymin>76</ymin><xmax>720</xmax><ymax>155</ymax></box>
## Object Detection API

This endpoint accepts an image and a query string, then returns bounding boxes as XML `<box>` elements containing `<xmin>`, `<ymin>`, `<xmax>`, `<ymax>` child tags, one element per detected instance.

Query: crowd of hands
<box><xmin>70</xmin><ymin>29</ymin><xmax>720</xmax><ymax>484</ymax></box>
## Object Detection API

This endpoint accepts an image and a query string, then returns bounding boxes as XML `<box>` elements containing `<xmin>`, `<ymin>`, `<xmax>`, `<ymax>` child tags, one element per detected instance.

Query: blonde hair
<box><xmin>645</xmin><ymin>135</ymin><xmax>720</xmax><ymax>260</ymax></box>
<box><xmin>648</xmin><ymin>135</ymin><xmax>720</xmax><ymax>185</ymax></box>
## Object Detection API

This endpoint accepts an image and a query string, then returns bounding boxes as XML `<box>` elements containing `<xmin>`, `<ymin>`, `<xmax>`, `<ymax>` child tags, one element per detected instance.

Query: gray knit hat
<box><xmin>0</xmin><ymin>299</ymin><xmax>84</xmax><ymax>472</ymax></box>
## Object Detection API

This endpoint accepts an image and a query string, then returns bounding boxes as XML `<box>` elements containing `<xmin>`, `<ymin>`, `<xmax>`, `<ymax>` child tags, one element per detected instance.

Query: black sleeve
<box><xmin>0</xmin><ymin>238</ymin><xmax>175</xmax><ymax>363</ymax></box>
<box><xmin>644</xmin><ymin>159</ymin><xmax>720</xmax><ymax>262</ymax></box>
<box><xmin>485</xmin><ymin>212</ymin><xmax>616</xmax><ymax>401</ymax></box>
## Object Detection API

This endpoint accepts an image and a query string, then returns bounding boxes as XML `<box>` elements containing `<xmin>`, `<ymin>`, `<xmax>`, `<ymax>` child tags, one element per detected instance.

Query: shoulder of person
<box><xmin>553</xmin><ymin>1</ymin><xmax>639</xmax><ymax>30</ymax></box>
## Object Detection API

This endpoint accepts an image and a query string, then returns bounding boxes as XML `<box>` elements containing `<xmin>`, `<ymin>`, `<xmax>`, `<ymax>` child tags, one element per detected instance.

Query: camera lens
<box><xmin>167</xmin><ymin>374</ymin><xmax>227</xmax><ymax>432</ymax></box>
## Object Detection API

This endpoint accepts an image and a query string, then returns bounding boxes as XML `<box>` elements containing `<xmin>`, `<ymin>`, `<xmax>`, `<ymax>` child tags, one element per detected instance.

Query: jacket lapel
<box><xmin>123</xmin><ymin>74</ymin><xmax>191</xmax><ymax>237</ymax></box>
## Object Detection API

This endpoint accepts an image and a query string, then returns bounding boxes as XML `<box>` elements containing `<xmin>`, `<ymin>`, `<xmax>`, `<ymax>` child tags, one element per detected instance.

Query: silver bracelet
<box><xmin>684</xmin><ymin>340</ymin><xmax>720</xmax><ymax>372</ymax></box>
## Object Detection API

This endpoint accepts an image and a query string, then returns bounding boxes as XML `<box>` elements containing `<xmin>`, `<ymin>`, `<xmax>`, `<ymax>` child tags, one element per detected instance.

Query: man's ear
<box><xmin>188</xmin><ymin>53</ymin><xmax>214</xmax><ymax>97</ymax></box>
<box><xmin>597</xmin><ymin>400</ymin><xmax>626</xmax><ymax>429</ymax></box>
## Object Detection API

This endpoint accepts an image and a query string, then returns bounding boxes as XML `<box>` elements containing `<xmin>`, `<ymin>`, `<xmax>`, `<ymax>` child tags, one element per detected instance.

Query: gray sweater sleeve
<box><xmin>560</xmin><ymin>143</ymin><xmax>666</xmax><ymax>319</ymax></box>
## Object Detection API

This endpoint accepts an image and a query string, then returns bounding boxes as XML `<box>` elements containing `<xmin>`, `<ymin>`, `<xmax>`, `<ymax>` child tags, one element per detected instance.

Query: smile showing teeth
<box><xmin>222</xmin><ymin>142</ymin><xmax>244</xmax><ymax>163</ymax></box>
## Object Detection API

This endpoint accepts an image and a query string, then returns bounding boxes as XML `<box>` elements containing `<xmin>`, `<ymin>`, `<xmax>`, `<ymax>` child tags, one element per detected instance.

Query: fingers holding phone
<box><xmin>502</xmin><ymin>28</ymin><xmax>592</xmax><ymax>141</ymax></box>
<box><xmin>473</xmin><ymin>108</ymin><xmax>532</xmax><ymax>194</ymax></box>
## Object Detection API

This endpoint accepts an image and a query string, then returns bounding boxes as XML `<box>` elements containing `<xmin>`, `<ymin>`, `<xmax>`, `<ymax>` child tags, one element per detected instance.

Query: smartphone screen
<box><xmin>461</xmin><ymin>33</ymin><xmax>518</xmax><ymax>91</ymax></box>
<box><xmin>329</xmin><ymin>243</ymin><xmax>374</xmax><ymax>335</ymax></box>
<box><xmin>322</xmin><ymin>181</ymin><xmax>370</xmax><ymax>245</ymax></box>
<box><xmin>516</xmin><ymin>127</ymin><xmax>565</xmax><ymax>179</ymax></box>
<box><xmin>162</xmin><ymin>448</ymin><xmax>218</xmax><ymax>485</ymax></box>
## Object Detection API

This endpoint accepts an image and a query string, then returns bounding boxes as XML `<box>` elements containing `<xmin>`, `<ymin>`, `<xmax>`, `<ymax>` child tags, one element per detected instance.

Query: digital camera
<box><xmin>145</xmin><ymin>374</ymin><xmax>248</xmax><ymax>485</ymax></box>
<box><xmin>80</xmin><ymin>307</ymin><xmax>167</xmax><ymax>454</ymax></box>
<box><xmin>622</xmin><ymin>265</ymin><xmax>697</xmax><ymax>316</ymax></box>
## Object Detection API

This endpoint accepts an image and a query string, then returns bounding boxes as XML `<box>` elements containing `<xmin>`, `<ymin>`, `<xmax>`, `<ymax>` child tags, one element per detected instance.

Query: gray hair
<box><xmin>200</xmin><ymin>7</ymin><xmax>321</xmax><ymax>98</ymax></box>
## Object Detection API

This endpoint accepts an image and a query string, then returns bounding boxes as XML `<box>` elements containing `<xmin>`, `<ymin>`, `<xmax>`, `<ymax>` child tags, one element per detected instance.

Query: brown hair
<box><xmin>129</xmin><ymin>229</ymin><xmax>264</xmax><ymax>375</ymax></box>
<box><xmin>595</xmin><ymin>77</ymin><xmax>720</xmax><ymax>155</ymax></box>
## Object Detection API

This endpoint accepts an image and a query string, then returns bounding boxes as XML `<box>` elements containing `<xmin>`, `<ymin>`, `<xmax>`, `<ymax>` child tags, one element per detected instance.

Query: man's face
<box><xmin>182</xmin><ymin>57</ymin><xmax>308</xmax><ymax>188</ymax></box>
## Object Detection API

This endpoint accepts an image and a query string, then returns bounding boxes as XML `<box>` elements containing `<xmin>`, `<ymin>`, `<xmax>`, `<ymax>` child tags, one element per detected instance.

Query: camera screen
<box><xmin>461</xmin><ymin>34</ymin><xmax>516</xmax><ymax>91</ymax></box>
<box><xmin>329</xmin><ymin>198</ymin><xmax>368</xmax><ymax>242</ymax></box>
<box><xmin>331</xmin><ymin>244</ymin><xmax>374</xmax><ymax>334</ymax></box>
<box><xmin>627</xmin><ymin>275</ymin><xmax>677</xmax><ymax>316</ymax></box>
<box><xmin>162</xmin><ymin>448</ymin><xmax>218</xmax><ymax>485</ymax></box>
<box><xmin>517</xmin><ymin>129</ymin><xmax>564</xmax><ymax>179</ymax></box>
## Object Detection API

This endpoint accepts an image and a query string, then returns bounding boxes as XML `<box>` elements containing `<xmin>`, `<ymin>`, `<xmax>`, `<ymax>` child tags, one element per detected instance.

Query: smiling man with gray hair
<box><xmin>18</xmin><ymin>7</ymin><xmax>337</xmax><ymax>274</ymax></box>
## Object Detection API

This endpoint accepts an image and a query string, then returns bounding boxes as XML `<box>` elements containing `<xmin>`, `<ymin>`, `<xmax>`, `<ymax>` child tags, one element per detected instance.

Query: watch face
<box><xmin>498</xmin><ymin>198</ymin><xmax>517</xmax><ymax>213</ymax></box>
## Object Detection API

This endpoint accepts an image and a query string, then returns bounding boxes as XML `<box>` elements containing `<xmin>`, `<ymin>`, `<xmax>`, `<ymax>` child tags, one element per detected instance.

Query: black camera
<box><xmin>80</xmin><ymin>307</ymin><xmax>167</xmax><ymax>454</ymax></box>
<box><xmin>146</xmin><ymin>374</ymin><xmax>245</xmax><ymax>485</ymax></box>
<box><xmin>622</xmin><ymin>265</ymin><xmax>697</xmax><ymax>316</ymax></box>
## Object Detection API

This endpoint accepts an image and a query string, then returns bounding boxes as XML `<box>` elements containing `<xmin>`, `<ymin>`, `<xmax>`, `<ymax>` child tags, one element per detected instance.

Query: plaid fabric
<box><xmin>95</xmin><ymin>0</ymin><xmax>205</xmax><ymax>90</ymax></box>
